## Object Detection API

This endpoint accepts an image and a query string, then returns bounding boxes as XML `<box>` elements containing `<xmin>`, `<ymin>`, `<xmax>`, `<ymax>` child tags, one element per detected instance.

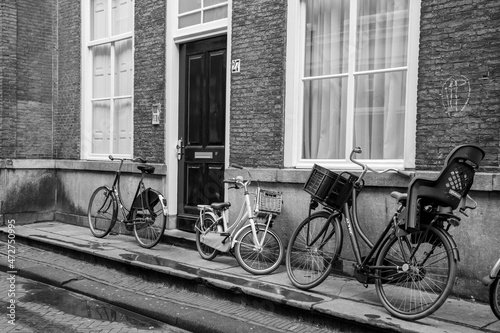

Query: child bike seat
<box><xmin>137</xmin><ymin>164</ymin><xmax>155</xmax><ymax>174</ymax></box>
<box><xmin>404</xmin><ymin>144</ymin><xmax>484</xmax><ymax>231</ymax></box>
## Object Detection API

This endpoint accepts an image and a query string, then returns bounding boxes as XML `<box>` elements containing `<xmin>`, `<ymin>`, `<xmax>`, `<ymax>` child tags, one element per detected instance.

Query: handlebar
<box><xmin>109</xmin><ymin>155</ymin><xmax>147</xmax><ymax>163</ymax></box>
<box><xmin>350</xmin><ymin>147</ymin><xmax>412</xmax><ymax>183</ymax></box>
<box><xmin>223</xmin><ymin>176</ymin><xmax>249</xmax><ymax>189</ymax></box>
<box><xmin>225</xmin><ymin>164</ymin><xmax>254</xmax><ymax>190</ymax></box>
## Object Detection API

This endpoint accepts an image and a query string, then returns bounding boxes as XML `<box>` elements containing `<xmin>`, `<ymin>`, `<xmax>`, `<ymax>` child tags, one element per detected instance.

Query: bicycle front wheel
<box><xmin>88</xmin><ymin>186</ymin><xmax>117</xmax><ymax>238</ymax></box>
<box><xmin>234</xmin><ymin>223</ymin><xmax>284</xmax><ymax>275</ymax></box>
<box><xmin>375</xmin><ymin>225</ymin><xmax>457</xmax><ymax>320</ymax></box>
<box><xmin>489</xmin><ymin>275</ymin><xmax>500</xmax><ymax>320</ymax></box>
<box><xmin>286</xmin><ymin>211</ymin><xmax>343</xmax><ymax>290</ymax></box>
<box><xmin>195</xmin><ymin>213</ymin><xmax>219</xmax><ymax>260</ymax></box>
<box><xmin>132</xmin><ymin>190</ymin><xmax>166</xmax><ymax>248</ymax></box>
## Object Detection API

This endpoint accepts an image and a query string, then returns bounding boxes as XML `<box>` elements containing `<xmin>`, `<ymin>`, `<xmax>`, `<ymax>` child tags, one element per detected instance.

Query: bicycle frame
<box><xmin>336</xmin><ymin>149</ymin><xmax>415</xmax><ymax>281</ymax></box>
<box><xmin>340</xmin><ymin>192</ymin><xmax>399</xmax><ymax>274</ymax></box>
<box><xmin>197</xmin><ymin>180</ymin><xmax>273</xmax><ymax>250</ymax></box>
<box><xmin>108</xmin><ymin>158</ymin><xmax>167</xmax><ymax>225</ymax></box>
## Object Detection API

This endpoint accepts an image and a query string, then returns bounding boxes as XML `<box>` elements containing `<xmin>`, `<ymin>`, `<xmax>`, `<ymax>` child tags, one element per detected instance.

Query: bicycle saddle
<box><xmin>137</xmin><ymin>164</ymin><xmax>155</xmax><ymax>174</ymax></box>
<box><xmin>211</xmin><ymin>202</ymin><xmax>231</xmax><ymax>210</ymax></box>
<box><xmin>404</xmin><ymin>144</ymin><xmax>484</xmax><ymax>231</ymax></box>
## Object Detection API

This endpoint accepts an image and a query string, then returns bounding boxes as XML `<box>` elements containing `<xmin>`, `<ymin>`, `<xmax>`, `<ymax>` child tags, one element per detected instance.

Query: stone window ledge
<box><xmin>226</xmin><ymin>168</ymin><xmax>499</xmax><ymax>191</ymax></box>
<box><xmin>0</xmin><ymin>159</ymin><xmax>168</xmax><ymax>176</ymax></box>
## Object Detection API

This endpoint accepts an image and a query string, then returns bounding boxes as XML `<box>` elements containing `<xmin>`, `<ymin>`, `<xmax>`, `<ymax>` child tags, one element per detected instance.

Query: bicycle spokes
<box><xmin>375</xmin><ymin>228</ymin><xmax>456</xmax><ymax>320</ymax></box>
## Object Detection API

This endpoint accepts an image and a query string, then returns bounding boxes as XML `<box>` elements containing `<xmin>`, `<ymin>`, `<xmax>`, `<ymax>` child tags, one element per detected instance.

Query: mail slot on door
<box><xmin>195</xmin><ymin>152</ymin><xmax>214</xmax><ymax>159</ymax></box>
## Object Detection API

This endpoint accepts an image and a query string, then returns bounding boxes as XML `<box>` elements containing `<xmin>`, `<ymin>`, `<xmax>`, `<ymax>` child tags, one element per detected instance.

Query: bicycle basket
<box><xmin>304</xmin><ymin>164</ymin><xmax>358</xmax><ymax>209</ymax></box>
<box><xmin>257</xmin><ymin>189</ymin><xmax>283</xmax><ymax>215</ymax></box>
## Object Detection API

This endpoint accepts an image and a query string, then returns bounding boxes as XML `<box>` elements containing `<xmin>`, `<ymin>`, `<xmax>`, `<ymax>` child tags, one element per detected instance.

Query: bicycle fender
<box><xmin>103</xmin><ymin>185</ymin><xmax>117</xmax><ymax>201</ymax></box>
<box><xmin>431</xmin><ymin>225</ymin><xmax>460</xmax><ymax>262</ymax></box>
<box><xmin>132</xmin><ymin>188</ymin><xmax>168</xmax><ymax>216</ymax></box>
<box><xmin>482</xmin><ymin>258</ymin><xmax>500</xmax><ymax>286</ymax></box>
<box><xmin>231</xmin><ymin>223</ymin><xmax>268</xmax><ymax>248</ymax></box>
<box><xmin>148</xmin><ymin>188</ymin><xmax>168</xmax><ymax>216</ymax></box>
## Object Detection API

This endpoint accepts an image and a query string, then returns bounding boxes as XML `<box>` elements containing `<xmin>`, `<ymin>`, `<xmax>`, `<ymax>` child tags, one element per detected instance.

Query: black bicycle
<box><xmin>286</xmin><ymin>145</ymin><xmax>484</xmax><ymax>320</ymax></box>
<box><xmin>87</xmin><ymin>156</ymin><xmax>167</xmax><ymax>248</ymax></box>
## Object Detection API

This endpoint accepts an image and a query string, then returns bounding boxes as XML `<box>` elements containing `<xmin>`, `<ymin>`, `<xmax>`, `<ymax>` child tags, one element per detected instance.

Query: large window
<box><xmin>82</xmin><ymin>0</ymin><xmax>134</xmax><ymax>158</ymax></box>
<box><xmin>286</xmin><ymin>0</ymin><xmax>420</xmax><ymax>168</ymax></box>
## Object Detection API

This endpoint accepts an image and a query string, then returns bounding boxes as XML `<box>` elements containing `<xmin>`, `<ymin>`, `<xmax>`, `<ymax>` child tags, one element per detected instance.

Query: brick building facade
<box><xmin>1</xmin><ymin>0</ymin><xmax>500</xmax><ymax>301</ymax></box>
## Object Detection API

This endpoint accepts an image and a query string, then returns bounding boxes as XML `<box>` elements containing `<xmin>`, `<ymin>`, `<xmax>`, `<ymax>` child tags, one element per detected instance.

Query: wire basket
<box><xmin>257</xmin><ymin>189</ymin><xmax>283</xmax><ymax>215</ymax></box>
<box><xmin>304</xmin><ymin>164</ymin><xmax>358</xmax><ymax>209</ymax></box>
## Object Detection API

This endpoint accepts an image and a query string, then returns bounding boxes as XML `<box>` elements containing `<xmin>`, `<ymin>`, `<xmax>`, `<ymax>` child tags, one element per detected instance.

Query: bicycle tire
<box><xmin>234</xmin><ymin>223</ymin><xmax>284</xmax><ymax>275</ymax></box>
<box><xmin>88</xmin><ymin>186</ymin><xmax>117</xmax><ymax>238</ymax></box>
<box><xmin>132</xmin><ymin>190</ymin><xmax>166</xmax><ymax>248</ymax></box>
<box><xmin>195</xmin><ymin>213</ymin><xmax>219</xmax><ymax>260</ymax></box>
<box><xmin>489</xmin><ymin>275</ymin><xmax>500</xmax><ymax>320</ymax></box>
<box><xmin>286</xmin><ymin>210</ymin><xmax>343</xmax><ymax>289</ymax></box>
<box><xmin>375</xmin><ymin>225</ymin><xmax>457</xmax><ymax>320</ymax></box>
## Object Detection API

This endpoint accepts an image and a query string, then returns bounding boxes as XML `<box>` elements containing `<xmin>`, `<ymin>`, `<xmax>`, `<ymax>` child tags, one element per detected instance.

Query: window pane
<box><xmin>112</xmin><ymin>0</ymin><xmax>133</xmax><ymax>35</ymax></box>
<box><xmin>114</xmin><ymin>98</ymin><xmax>132</xmax><ymax>154</ymax></box>
<box><xmin>203</xmin><ymin>6</ymin><xmax>228</xmax><ymax>23</ymax></box>
<box><xmin>304</xmin><ymin>0</ymin><xmax>350</xmax><ymax>77</ymax></box>
<box><xmin>353</xmin><ymin>71</ymin><xmax>406</xmax><ymax>159</ymax></box>
<box><xmin>179</xmin><ymin>0</ymin><xmax>201</xmax><ymax>14</ymax></box>
<box><xmin>356</xmin><ymin>0</ymin><xmax>409</xmax><ymax>71</ymax></box>
<box><xmin>114</xmin><ymin>39</ymin><xmax>133</xmax><ymax>96</ymax></box>
<box><xmin>205</xmin><ymin>0</ymin><xmax>226</xmax><ymax>7</ymax></box>
<box><xmin>303</xmin><ymin>78</ymin><xmax>348</xmax><ymax>159</ymax></box>
<box><xmin>91</xmin><ymin>0</ymin><xmax>109</xmax><ymax>40</ymax></box>
<box><xmin>92</xmin><ymin>45</ymin><xmax>111</xmax><ymax>98</ymax></box>
<box><xmin>179</xmin><ymin>12</ymin><xmax>202</xmax><ymax>28</ymax></box>
<box><xmin>92</xmin><ymin>100</ymin><xmax>111</xmax><ymax>154</ymax></box>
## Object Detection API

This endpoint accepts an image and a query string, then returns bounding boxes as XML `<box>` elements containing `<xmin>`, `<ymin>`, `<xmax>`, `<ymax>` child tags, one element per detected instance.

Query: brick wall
<box><xmin>133</xmin><ymin>0</ymin><xmax>166</xmax><ymax>163</ymax></box>
<box><xmin>16</xmin><ymin>0</ymin><xmax>55</xmax><ymax>159</ymax></box>
<box><xmin>54</xmin><ymin>1</ymin><xmax>81</xmax><ymax>159</ymax></box>
<box><xmin>416</xmin><ymin>0</ymin><xmax>500</xmax><ymax>171</ymax></box>
<box><xmin>0</xmin><ymin>1</ymin><xmax>18</xmax><ymax>158</ymax></box>
<box><xmin>229</xmin><ymin>0</ymin><xmax>287</xmax><ymax>168</ymax></box>
<box><xmin>0</xmin><ymin>0</ymin><xmax>55</xmax><ymax>159</ymax></box>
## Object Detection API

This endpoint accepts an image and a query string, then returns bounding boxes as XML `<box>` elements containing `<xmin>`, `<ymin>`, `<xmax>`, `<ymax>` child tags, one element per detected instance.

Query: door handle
<box><xmin>176</xmin><ymin>139</ymin><xmax>185</xmax><ymax>161</ymax></box>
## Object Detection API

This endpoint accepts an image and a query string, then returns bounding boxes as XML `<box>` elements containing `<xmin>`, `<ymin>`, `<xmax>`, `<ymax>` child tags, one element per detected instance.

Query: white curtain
<box><xmin>90</xmin><ymin>0</ymin><xmax>133</xmax><ymax>155</ymax></box>
<box><xmin>302</xmin><ymin>0</ymin><xmax>409</xmax><ymax>160</ymax></box>
<box><xmin>303</xmin><ymin>0</ymin><xmax>349</xmax><ymax>159</ymax></box>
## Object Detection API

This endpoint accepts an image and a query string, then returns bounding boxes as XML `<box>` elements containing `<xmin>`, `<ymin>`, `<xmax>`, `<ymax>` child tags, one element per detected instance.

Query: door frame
<box><xmin>165</xmin><ymin>2</ymin><xmax>232</xmax><ymax>229</ymax></box>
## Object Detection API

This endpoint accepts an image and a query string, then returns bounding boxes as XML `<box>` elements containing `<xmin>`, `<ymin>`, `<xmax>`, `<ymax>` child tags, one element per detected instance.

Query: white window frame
<box><xmin>81</xmin><ymin>0</ymin><xmax>134</xmax><ymax>160</ymax></box>
<box><xmin>284</xmin><ymin>0</ymin><xmax>420</xmax><ymax>170</ymax></box>
<box><xmin>173</xmin><ymin>0</ymin><xmax>229</xmax><ymax>43</ymax></box>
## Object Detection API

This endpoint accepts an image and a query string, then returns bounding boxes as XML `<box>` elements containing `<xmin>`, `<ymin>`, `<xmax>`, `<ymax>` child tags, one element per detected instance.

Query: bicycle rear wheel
<box><xmin>286</xmin><ymin>211</ymin><xmax>343</xmax><ymax>290</ymax></box>
<box><xmin>195</xmin><ymin>214</ymin><xmax>219</xmax><ymax>260</ymax></box>
<box><xmin>132</xmin><ymin>190</ymin><xmax>166</xmax><ymax>248</ymax></box>
<box><xmin>375</xmin><ymin>225</ymin><xmax>457</xmax><ymax>320</ymax></box>
<box><xmin>234</xmin><ymin>223</ymin><xmax>284</xmax><ymax>275</ymax></box>
<box><xmin>489</xmin><ymin>275</ymin><xmax>500</xmax><ymax>320</ymax></box>
<box><xmin>88</xmin><ymin>186</ymin><xmax>117</xmax><ymax>238</ymax></box>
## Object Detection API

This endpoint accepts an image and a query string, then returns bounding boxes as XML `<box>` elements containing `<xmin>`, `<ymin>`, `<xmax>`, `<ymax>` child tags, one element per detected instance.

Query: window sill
<box><xmin>0</xmin><ymin>159</ymin><xmax>168</xmax><ymax>175</ymax></box>
<box><xmin>225</xmin><ymin>168</ymin><xmax>499</xmax><ymax>191</ymax></box>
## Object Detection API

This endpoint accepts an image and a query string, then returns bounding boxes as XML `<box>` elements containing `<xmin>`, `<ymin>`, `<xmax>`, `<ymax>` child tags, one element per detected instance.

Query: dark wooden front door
<box><xmin>177</xmin><ymin>36</ymin><xmax>227</xmax><ymax>232</ymax></box>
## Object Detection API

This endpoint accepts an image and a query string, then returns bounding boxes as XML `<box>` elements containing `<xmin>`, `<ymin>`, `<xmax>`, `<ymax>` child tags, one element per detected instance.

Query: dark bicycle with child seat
<box><xmin>286</xmin><ymin>145</ymin><xmax>484</xmax><ymax>320</ymax></box>
<box><xmin>87</xmin><ymin>156</ymin><xmax>167</xmax><ymax>249</ymax></box>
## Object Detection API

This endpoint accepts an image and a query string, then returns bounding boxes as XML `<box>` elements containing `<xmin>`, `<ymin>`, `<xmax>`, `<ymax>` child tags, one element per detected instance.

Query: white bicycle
<box><xmin>195</xmin><ymin>164</ymin><xmax>284</xmax><ymax>275</ymax></box>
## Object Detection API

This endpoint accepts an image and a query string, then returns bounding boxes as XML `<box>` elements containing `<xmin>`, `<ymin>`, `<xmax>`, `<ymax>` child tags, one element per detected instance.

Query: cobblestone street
<box><xmin>0</xmin><ymin>271</ymin><xmax>190</xmax><ymax>333</ymax></box>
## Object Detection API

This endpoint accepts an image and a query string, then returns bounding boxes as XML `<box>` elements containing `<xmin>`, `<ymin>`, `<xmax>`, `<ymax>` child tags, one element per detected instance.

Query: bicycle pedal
<box><xmin>220</xmin><ymin>232</ymin><xmax>230</xmax><ymax>237</ymax></box>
